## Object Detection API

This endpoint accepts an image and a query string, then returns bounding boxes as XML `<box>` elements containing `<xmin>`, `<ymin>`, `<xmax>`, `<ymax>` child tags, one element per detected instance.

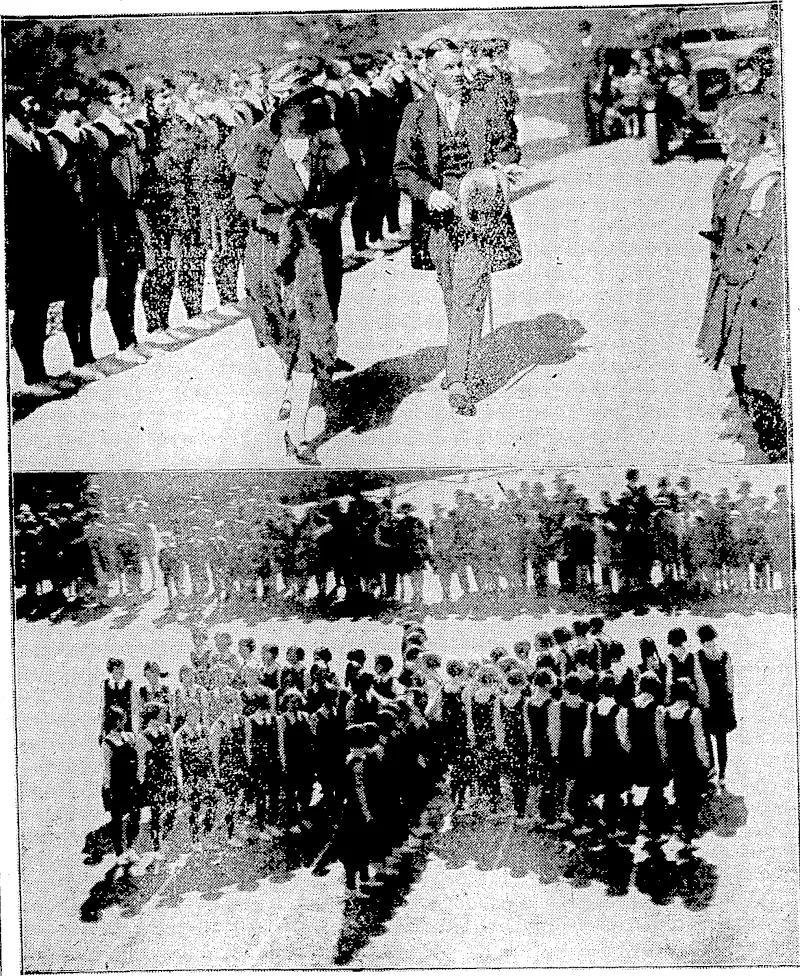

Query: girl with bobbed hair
<box><xmin>699</xmin><ymin>96</ymin><xmax>786</xmax><ymax>458</ymax></box>
<box><xmin>102</xmin><ymin>705</ymin><xmax>141</xmax><ymax>867</ymax></box>
<box><xmin>174</xmin><ymin>699</ymin><xmax>216</xmax><ymax>851</ymax></box>
<box><xmin>628</xmin><ymin>670</ymin><xmax>669</xmax><ymax>837</ymax></box>
<box><xmin>584</xmin><ymin>671</ymin><xmax>632</xmax><ymax>834</ymax></box>
<box><xmin>547</xmin><ymin>672</ymin><xmax>592</xmax><ymax>828</ymax></box>
<box><xmin>138</xmin><ymin>701</ymin><xmax>180</xmax><ymax>861</ymax></box>
<box><xmin>665</xmin><ymin>627</ymin><xmax>709</xmax><ymax>709</ymax></box>
<box><xmin>463</xmin><ymin>664</ymin><xmax>504</xmax><ymax>812</ymax></box>
<box><xmin>245</xmin><ymin>692</ymin><xmax>280</xmax><ymax>837</ymax></box>
<box><xmin>696</xmin><ymin>624</ymin><xmax>737</xmax><ymax>789</ymax></box>
<box><xmin>500</xmin><ymin>670</ymin><xmax>531</xmax><ymax>817</ymax></box>
<box><xmin>441</xmin><ymin>659</ymin><xmax>470</xmax><ymax>810</ymax></box>
<box><xmin>527</xmin><ymin>669</ymin><xmax>558</xmax><ymax>824</ymax></box>
<box><xmin>663</xmin><ymin>678</ymin><xmax>712</xmax><ymax>850</ymax></box>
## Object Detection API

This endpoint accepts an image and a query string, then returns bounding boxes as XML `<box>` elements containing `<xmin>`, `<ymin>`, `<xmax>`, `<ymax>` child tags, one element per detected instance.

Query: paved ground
<box><xmin>14</xmin><ymin>604</ymin><xmax>799</xmax><ymax>970</ymax></box>
<box><xmin>11</xmin><ymin>140</ymin><xmax>755</xmax><ymax>472</ymax></box>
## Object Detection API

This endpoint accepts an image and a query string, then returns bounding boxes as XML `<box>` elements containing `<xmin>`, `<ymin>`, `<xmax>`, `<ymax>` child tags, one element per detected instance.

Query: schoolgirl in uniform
<box><xmin>345</xmin><ymin>671</ymin><xmax>377</xmax><ymax>725</ymax></box>
<box><xmin>138</xmin><ymin>701</ymin><xmax>180</xmax><ymax>860</ymax></box>
<box><xmin>663</xmin><ymin>678</ymin><xmax>712</xmax><ymax>849</ymax></box>
<box><xmin>665</xmin><ymin>628</ymin><xmax>710</xmax><ymax>708</ymax></box>
<box><xmin>599</xmin><ymin>640</ymin><xmax>636</xmax><ymax>713</ymax></box>
<box><xmin>335</xmin><ymin>724</ymin><xmax>378</xmax><ymax>892</ymax></box>
<box><xmin>102</xmin><ymin>705</ymin><xmax>141</xmax><ymax>866</ymax></box>
<box><xmin>240</xmin><ymin>663</ymin><xmax>273</xmax><ymax>717</ymax></box>
<box><xmin>464</xmin><ymin>665</ymin><xmax>504</xmax><ymax>812</ymax></box>
<box><xmin>569</xmin><ymin>646</ymin><xmax>599</xmax><ymax>704</ymax></box>
<box><xmin>548</xmin><ymin>673</ymin><xmax>591</xmax><ymax>828</ymax></box>
<box><xmin>500</xmin><ymin>670</ymin><xmax>531</xmax><ymax>817</ymax></box>
<box><xmin>310</xmin><ymin>682</ymin><xmax>347</xmax><ymax>815</ymax></box>
<box><xmin>281</xmin><ymin>646</ymin><xmax>308</xmax><ymax>694</ymax></box>
<box><xmin>278</xmin><ymin>689</ymin><xmax>315</xmax><ymax>833</ymax></box>
<box><xmin>696</xmin><ymin>624</ymin><xmax>737</xmax><ymax>788</ymax></box>
<box><xmin>534</xmin><ymin>632</ymin><xmax>560</xmax><ymax>675</ymax></box>
<box><xmin>372</xmin><ymin>653</ymin><xmax>402</xmax><ymax>704</ymax></box>
<box><xmin>174</xmin><ymin>699</ymin><xmax>217</xmax><ymax>850</ymax></box>
<box><xmin>210</xmin><ymin>688</ymin><xmax>249</xmax><ymax>846</ymax></box>
<box><xmin>584</xmin><ymin>672</ymin><xmax>631</xmax><ymax>835</ymax></box>
<box><xmin>261</xmin><ymin>645</ymin><xmax>281</xmax><ymax>694</ymax></box>
<box><xmin>527</xmin><ymin>669</ymin><xmax>557</xmax><ymax>825</ymax></box>
<box><xmin>139</xmin><ymin>661</ymin><xmax>172</xmax><ymax>725</ymax></box>
<box><xmin>628</xmin><ymin>670</ymin><xmax>668</xmax><ymax>838</ymax></box>
<box><xmin>441</xmin><ymin>659</ymin><xmax>470</xmax><ymax>810</ymax></box>
<box><xmin>246</xmin><ymin>691</ymin><xmax>280</xmax><ymax>837</ymax></box>
<box><xmin>100</xmin><ymin>658</ymin><xmax>135</xmax><ymax>744</ymax></box>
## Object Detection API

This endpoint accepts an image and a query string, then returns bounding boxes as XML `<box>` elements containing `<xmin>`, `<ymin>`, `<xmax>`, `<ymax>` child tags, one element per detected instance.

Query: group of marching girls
<box><xmin>436</xmin><ymin>619</ymin><xmax>735</xmax><ymax>853</ymax></box>
<box><xmin>97</xmin><ymin>626</ymin><xmax>447</xmax><ymax>889</ymax></box>
<box><xmin>98</xmin><ymin>616</ymin><xmax>735</xmax><ymax>887</ymax></box>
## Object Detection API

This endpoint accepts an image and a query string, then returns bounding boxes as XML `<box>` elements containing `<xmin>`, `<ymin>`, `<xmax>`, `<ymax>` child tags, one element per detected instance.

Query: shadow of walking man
<box><xmin>310</xmin><ymin>313</ymin><xmax>585</xmax><ymax>452</ymax></box>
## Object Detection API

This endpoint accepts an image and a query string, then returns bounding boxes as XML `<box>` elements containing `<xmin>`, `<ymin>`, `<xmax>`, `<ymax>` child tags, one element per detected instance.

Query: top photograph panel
<box><xmin>5</xmin><ymin>4</ymin><xmax>787</xmax><ymax>471</ymax></box>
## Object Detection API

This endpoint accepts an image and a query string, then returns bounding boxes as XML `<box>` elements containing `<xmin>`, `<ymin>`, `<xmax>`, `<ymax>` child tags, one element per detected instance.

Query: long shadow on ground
<box><xmin>433</xmin><ymin>787</ymin><xmax>746</xmax><ymax>910</ymax></box>
<box><xmin>310</xmin><ymin>313</ymin><xmax>586</xmax><ymax>452</ymax></box>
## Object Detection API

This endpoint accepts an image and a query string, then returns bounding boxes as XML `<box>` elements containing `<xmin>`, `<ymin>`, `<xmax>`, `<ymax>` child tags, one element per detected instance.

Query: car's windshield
<box><xmin>682</xmin><ymin>29</ymin><xmax>713</xmax><ymax>43</ymax></box>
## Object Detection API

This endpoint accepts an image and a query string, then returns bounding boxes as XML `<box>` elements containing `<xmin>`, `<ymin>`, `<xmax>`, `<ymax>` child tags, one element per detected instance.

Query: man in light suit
<box><xmin>394</xmin><ymin>39</ymin><xmax>522</xmax><ymax>416</ymax></box>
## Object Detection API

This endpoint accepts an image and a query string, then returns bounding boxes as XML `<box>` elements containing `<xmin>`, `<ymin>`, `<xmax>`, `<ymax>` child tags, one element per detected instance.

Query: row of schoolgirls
<box><xmin>6</xmin><ymin>48</ymin><xmax>428</xmax><ymax>396</ymax></box>
<box><xmin>428</xmin><ymin>620</ymin><xmax>736</xmax><ymax>852</ymax></box>
<box><xmin>99</xmin><ymin>616</ymin><xmax>735</xmax><ymax>880</ymax></box>
<box><xmin>98</xmin><ymin>632</ymin><xmax>448</xmax><ymax>887</ymax></box>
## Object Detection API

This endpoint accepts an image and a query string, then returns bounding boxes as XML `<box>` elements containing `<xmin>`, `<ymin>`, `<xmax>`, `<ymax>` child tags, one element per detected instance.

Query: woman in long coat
<box><xmin>234</xmin><ymin>79</ymin><xmax>354</xmax><ymax>466</ymax></box>
<box><xmin>698</xmin><ymin>98</ymin><xmax>786</xmax><ymax>459</ymax></box>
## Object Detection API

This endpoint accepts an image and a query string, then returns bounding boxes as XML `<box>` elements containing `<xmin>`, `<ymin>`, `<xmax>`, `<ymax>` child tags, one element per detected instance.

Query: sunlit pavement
<box><xmin>14</xmin><ymin>600</ymin><xmax>798</xmax><ymax>969</ymax></box>
<box><xmin>11</xmin><ymin>140</ymin><xmax>751</xmax><ymax>472</ymax></box>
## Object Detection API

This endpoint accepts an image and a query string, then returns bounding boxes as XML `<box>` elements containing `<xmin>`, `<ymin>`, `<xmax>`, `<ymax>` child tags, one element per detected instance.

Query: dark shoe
<box><xmin>448</xmin><ymin>391</ymin><xmax>476</xmax><ymax>417</ymax></box>
<box><xmin>286</xmin><ymin>434</ymin><xmax>322</xmax><ymax>467</ymax></box>
<box><xmin>334</xmin><ymin>358</ymin><xmax>355</xmax><ymax>373</ymax></box>
<box><xmin>296</xmin><ymin>447</ymin><xmax>321</xmax><ymax>467</ymax></box>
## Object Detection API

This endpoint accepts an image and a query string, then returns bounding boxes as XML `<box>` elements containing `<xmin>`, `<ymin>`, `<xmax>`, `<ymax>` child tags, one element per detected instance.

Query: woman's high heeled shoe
<box><xmin>284</xmin><ymin>432</ymin><xmax>321</xmax><ymax>467</ymax></box>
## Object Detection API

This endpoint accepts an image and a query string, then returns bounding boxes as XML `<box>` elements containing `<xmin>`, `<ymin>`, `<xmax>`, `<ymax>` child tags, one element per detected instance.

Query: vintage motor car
<box><xmin>644</xmin><ymin>4</ymin><xmax>774</xmax><ymax>161</ymax></box>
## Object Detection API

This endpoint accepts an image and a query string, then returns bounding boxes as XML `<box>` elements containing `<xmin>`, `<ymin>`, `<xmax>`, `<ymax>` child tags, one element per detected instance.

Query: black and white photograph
<box><xmin>9</xmin><ymin>463</ymin><xmax>799</xmax><ymax>969</ymax></box>
<box><xmin>4</xmin><ymin>3</ymin><xmax>788</xmax><ymax>469</ymax></box>
<box><xmin>1</xmin><ymin>2</ymin><xmax>797</xmax><ymax>973</ymax></box>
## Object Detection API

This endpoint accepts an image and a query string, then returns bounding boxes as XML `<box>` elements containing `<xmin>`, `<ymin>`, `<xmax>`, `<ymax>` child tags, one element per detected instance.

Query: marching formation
<box><xmin>13</xmin><ymin>470</ymin><xmax>792</xmax><ymax>619</ymax></box>
<box><xmin>99</xmin><ymin>616</ymin><xmax>736</xmax><ymax>891</ymax></box>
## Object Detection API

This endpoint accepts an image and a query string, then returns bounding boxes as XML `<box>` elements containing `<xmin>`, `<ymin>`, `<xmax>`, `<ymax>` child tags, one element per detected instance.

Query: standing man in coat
<box><xmin>394</xmin><ymin>39</ymin><xmax>523</xmax><ymax>417</ymax></box>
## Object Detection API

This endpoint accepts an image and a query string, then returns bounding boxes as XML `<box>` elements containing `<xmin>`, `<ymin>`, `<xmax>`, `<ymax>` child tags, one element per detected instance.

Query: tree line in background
<box><xmin>12</xmin><ymin>470</ymin><xmax>792</xmax><ymax>622</ymax></box>
<box><xmin>3</xmin><ymin>7</ymin><xmax>713</xmax><ymax>101</ymax></box>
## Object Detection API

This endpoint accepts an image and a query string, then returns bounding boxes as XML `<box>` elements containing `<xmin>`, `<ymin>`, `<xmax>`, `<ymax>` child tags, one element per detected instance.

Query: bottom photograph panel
<box><xmin>11</xmin><ymin>466</ymin><xmax>799</xmax><ymax>970</ymax></box>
